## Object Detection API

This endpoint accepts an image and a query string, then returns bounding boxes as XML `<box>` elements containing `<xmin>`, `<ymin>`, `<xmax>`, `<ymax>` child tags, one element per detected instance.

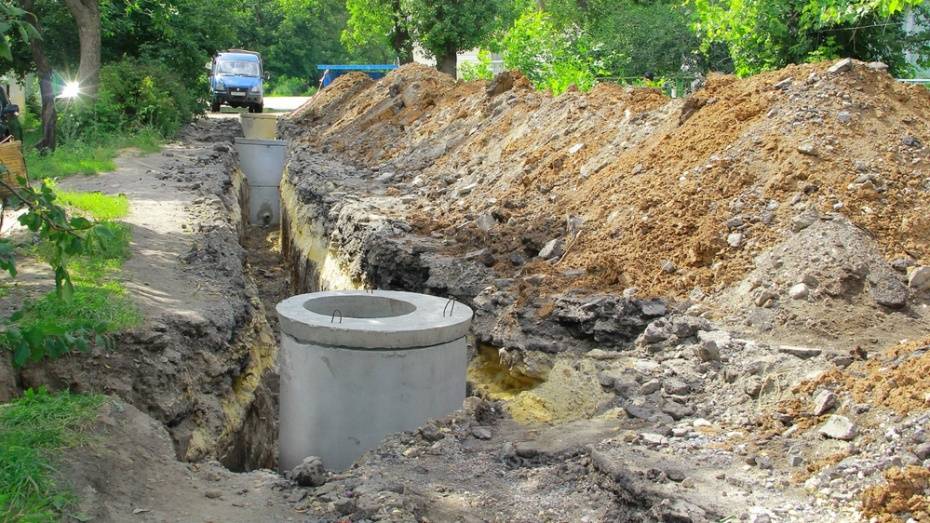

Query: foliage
<box><xmin>0</xmin><ymin>174</ymin><xmax>128</xmax><ymax>366</ymax></box>
<box><xmin>0</xmin><ymin>388</ymin><xmax>103</xmax><ymax>522</ymax></box>
<box><xmin>500</xmin><ymin>9</ymin><xmax>603</xmax><ymax>94</ymax></box>
<box><xmin>401</xmin><ymin>0</ymin><xmax>517</xmax><ymax>69</ymax></box>
<box><xmin>56</xmin><ymin>58</ymin><xmax>198</xmax><ymax>140</ymax></box>
<box><xmin>459</xmin><ymin>49</ymin><xmax>494</xmax><ymax>81</ymax></box>
<box><xmin>268</xmin><ymin>75</ymin><xmax>317</xmax><ymax>96</ymax></box>
<box><xmin>531</xmin><ymin>0</ymin><xmax>700</xmax><ymax>79</ymax></box>
<box><xmin>0</xmin><ymin>1</ymin><xmax>40</xmax><ymax>61</ymax></box>
<box><xmin>234</xmin><ymin>0</ymin><xmax>392</xmax><ymax>86</ymax></box>
<box><xmin>342</xmin><ymin>0</ymin><xmax>408</xmax><ymax>62</ymax></box>
<box><xmin>691</xmin><ymin>0</ymin><xmax>930</xmax><ymax>76</ymax></box>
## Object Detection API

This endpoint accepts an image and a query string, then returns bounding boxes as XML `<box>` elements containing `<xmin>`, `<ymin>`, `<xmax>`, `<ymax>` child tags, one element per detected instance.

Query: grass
<box><xmin>9</xmin><ymin>283</ymin><xmax>141</xmax><ymax>337</ymax></box>
<box><xmin>46</xmin><ymin>182</ymin><xmax>130</xmax><ymax>221</ymax></box>
<box><xmin>0</xmin><ymin>388</ymin><xmax>104</xmax><ymax>522</ymax></box>
<box><xmin>7</xmin><ymin>186</ymin><xmax>140</xmax><ymax>351</ymax></box>
<box><xmin>22</xmin><ymin>126</ymin><xmax>162</xmax><ymax>181</ymax></box>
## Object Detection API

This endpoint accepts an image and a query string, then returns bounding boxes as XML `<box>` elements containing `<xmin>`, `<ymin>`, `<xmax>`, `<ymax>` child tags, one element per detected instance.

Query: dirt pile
<box><xmin>284</xmin><ymin>60</ymin><xmax>930</xmax><ymax>301</ymax></box>
<box><xmin>861</xmin><ymin>466</ymin><xmax>930</xmax><ymax>522</ymax></box>
<box><xmin>797</xmin><ymin>337</ymin><xmax>930</xmax><ymax>415</ymax></box>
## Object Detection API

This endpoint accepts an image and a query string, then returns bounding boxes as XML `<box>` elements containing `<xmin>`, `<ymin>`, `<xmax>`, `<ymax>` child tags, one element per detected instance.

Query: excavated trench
<box><xmin>218</xmin><ymin>119</ymin><xmax>557</xmax><ymax>473</ymax></box>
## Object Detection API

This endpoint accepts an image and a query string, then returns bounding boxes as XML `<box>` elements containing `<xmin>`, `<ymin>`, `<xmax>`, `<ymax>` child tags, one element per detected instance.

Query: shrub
<box><xmin>501</xmin><ymin>10</ymin><xmax>603</xmax><ymax>94</ymax></box>
<box><xmin>57</xmin><ymin>57</ymin><xmax>200</xmax><ymax>142</ymax></box>
<box><xmin>269</xmin><ymin>75</ymin><xmax>311</xmax><ymax>96</ymax></box>
<box><xmin>459</xmin><ymin>49</ymin><xmax>495</xmax><ymax>81</ymax></box>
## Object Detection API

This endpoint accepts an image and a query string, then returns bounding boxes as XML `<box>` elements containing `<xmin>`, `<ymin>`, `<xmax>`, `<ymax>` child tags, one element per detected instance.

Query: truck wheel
<box><xmin>210</xmin><ymin>101</ymin><xmax>221</xmax><ymax>112</ymax></box>
<box><xmin>254</xmin><ymin>103</ymin><xmax>264</xmax><ymax>114</ymax></box>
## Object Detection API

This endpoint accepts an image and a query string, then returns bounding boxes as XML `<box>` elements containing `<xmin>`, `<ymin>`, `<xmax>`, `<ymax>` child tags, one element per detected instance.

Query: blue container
<box><xmin>317</xmin><ymin>64</ymin><xmax>399</xmax><ymax>88</ymax></box>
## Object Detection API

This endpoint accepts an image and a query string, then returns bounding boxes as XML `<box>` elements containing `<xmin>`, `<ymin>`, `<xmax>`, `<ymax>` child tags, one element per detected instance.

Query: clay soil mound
<box><xmin>284</xmin><ymin>60</ymin><xmax>930</xmax><ymax>299</ymax></box>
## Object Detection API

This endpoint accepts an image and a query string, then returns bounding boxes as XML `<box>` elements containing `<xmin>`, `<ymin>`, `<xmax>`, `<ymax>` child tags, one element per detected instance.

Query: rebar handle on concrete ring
<box><xmin>442</xmin><ymin>297</ymin><xmax>456</xmax><ymax>318</ymax></box>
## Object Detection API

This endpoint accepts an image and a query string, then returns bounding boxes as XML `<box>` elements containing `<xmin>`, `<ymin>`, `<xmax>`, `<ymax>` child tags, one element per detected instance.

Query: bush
<box><xmin>459</xmin><ymin>50</ymin><xmax>495</xmax><ymax>81</ymax></box>
<box><xmin>57</xmin><ymin>57</ymin><xmax>200</xmax><ymax>142</ymax></box>
<box><xmin>269</xmin><ymin>75</ymin><xmax>312</xmax><ymax>96</ymax></box>
<box><xmin>501</xmin><ymin>10</ymin><xmax>602</xmax><ymax>94</ymax></box>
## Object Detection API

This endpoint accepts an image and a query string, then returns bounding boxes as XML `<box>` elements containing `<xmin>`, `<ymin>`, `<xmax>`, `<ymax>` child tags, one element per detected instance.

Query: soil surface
<box><xmin>1</xmin><ymin>59</ymin><xmax>929</xmax><ymax>523</ymax></box>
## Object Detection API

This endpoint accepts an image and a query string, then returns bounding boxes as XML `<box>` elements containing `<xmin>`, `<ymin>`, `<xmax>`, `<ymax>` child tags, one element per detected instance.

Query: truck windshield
<box><xmin>216</xmin><ymin>60</ymin><xmax>260</xmax><ymax>77</ymax></box>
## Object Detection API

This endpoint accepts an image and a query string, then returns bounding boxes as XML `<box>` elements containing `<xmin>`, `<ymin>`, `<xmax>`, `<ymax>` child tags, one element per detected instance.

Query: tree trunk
<box><xmin>19</xmin><ymin>0</ymin><xmax>56</xmax><ymax>150</ymax></box>
<box><xmin>437</xmin><ymin>52</ymin><xmax>457</xmax><ymax>78</ymax></box>
<box><xmin>62</xmin><ymin>0</ymin><xmax>101</xmax><ymax>97</ymax></box>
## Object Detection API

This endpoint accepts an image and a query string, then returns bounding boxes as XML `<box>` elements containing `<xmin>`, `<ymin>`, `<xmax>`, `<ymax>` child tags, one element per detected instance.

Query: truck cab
<box><xmin>209</xmin><ymin>50</ymin><xmax>266</xmax><ymax>113</ymax></box>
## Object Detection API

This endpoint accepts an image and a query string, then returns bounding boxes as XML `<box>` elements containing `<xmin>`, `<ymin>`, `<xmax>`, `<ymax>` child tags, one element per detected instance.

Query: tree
<box><xmin>61</xmin><ymin>0</ymin><xmax>100</xmax><ymax>95</ymax></box>
<box><xmin>691</xmin><ymin>0</ymin><xmax>930</xmax><ymax>77</ymax></box>
<box><xmin>18</xmin><ymin>0</ymin><xmax>56</xmax><ymax>150</ymax></box>
<box><xmin>401</xmin><ymin>0</ymin><xmax>516</xmax><ymax>77</ymax></box>
<box><xmin>343</xmin><ymin>0</ymin><xmax>413</xmax><ymax>63</ymax></box>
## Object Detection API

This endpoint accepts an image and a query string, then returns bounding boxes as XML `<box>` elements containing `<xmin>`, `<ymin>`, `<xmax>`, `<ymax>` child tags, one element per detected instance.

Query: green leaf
<box><xmin>13</xmin><ymin>341</ymin><xmax>30</xmax><ymax>366</ymax></box>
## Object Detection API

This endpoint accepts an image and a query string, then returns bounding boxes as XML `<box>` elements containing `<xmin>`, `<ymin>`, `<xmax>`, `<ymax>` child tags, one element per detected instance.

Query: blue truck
<box><xmin>209</xmin><ymin>50</ymin><xmax>267</xmax><ymax>113</ymax></box>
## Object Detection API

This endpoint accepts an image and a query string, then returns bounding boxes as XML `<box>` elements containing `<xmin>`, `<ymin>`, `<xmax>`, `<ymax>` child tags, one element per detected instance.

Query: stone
<box><xmin>827</xmin><ymin>58</ymin><xmax>854</xmax><ymax>74</ymax></box>
<box><xmin>866</xmin><ymin>61</ymin><xmax>888</xmax><ymax>71</ymax></box>
<box><xmin>499</xmin><ymin>442</ymin><xmax>516</xmax><ymax>460</ymax></box>
<box><xmin>790</xmin><ymin>210</ymin><xmax>819</xmax><ymax>232</ymax></box>
<box><xmin>696</xmin><ymin>340</ymin><xmax>721</xmax><ymax>362</ymax></box>
<box><xmin>872</xmin><ymin>278</ymin><xmax>908</xmax><ymax>309</ymax></box>
<box><xmin>419</xmin><ymin>425</ymin><xmax>444</xmax><ymax>442</ymax></box>
<box><xmin>471</xmin><ymin>426</ymin><xmax>492</xmax><ymax>440</ymax></box>
<box><xmin>797</xmin><ymin>143</ymin><xmax>818</xmax><ymax>156</ymax></box>
<box><xmin>727</xmin><ymin>232</ymin><xmax>743</xmax><ymax>248</ymax></box>
<box><xmin>902</xmin><ymin>135</ymin><xmax>922</xmax><ymax>148</ymax></box>
<box><xmin>778</xmin><ymin>345</ymin><xmax>822</xmax><ymax>359</ymax></box>
<box><xmin>670</xmin><ymin>316</ymin><xmax>710</xmax><ymax>339</ymax></box>
<box><xmin>891</xmin><ymin>257</ymin><xmax>916</xmax><ymax>273</ymax></box>
<box><xmin>837</xmin><ymin>111</ymin><xmax>852</xmax><ymax>124</ymax></box>
<box><xmin>663</xmin><ymin>377</ymin><xmax>690</xmax><ymax>396</ymax></box>
<box><xmin>666</xmin><ymin>469</ymin><xmax>686</xmax><ymax>482</ymax></box>
<box><xmin>744</xmin><ymin>376</ymin><xmax>763</xmax><ymax>398</ymax></box>
<box><xmin>641</xmin><ymin>433</ymin><xmax>669</xmax><ymax>445</ymax></box>
<box><xmin>908</xmin><ymin>266</ymin><xmax>930</xmax><ymax>291</ymax></box>
<box><xmin>641</xmin><ymin>322</ymin><xmax>670</xmax><ymax>344</ymax></box>
<box><xmin>661</xmin><ymin>260</ymin><xmax>677</xmax><ymax>274</ymax></box>
<box><xmin>566</xmin><ymin>215</ymin><xmax>585</xmax><ymax>236</ymax></box>
<box><xmin>639</xmin><ymin>299</ymin><xmax>667</xmax><ymax>317</ymax></box>
<box><xmin>661</xmin><ymin>400</ymin><xmax>693</xmax><ymax>421</ymax></box>
<box><xmin>538</xmin><ymin>239</ymin><xmax>564</xmax><ymax>260</ymax></box>
<box><xmin>568</xmin><ymin>143</ymin><xmax>584</xmax><ymax>155</ymax></box>
<box><xmin>288</xmin><ymin>456</ymin><xmax>328</xmax><ymax>487</ymax></box>
<box><xmin>773</xmin><ymin>78</ymin><xmax>793</xmax><ymax>90</ymax></box>
<box><xmin>333</xmin><ymin>497</ymin><xmax>357</xmax><ymax>515</ymax></box>
<box><xmin>819</xmin><ymin>415</ymin><xmax>857</xmax><ymax>441</ymax></box>
<box><xmin>514</xmin><ymin>442</ymin><xmax>539</xmax><ymax>458</ymax></box>
<box><xmin>754</xmin><ymin>455</ymin><xmax>773</xmax><ymax>469</ymax></box>
<box><xmin>204</xmin><ymin>490</ymin><xmax>223</xmax><ymax>499</ymax></box>
<box><xmin>914</xmin><ymin>442</ymin><xmax>930</xmax><ymax>460</ymax></box>
<box><xmin>612</xmin><ymin>375</ymin><xmax>639</xmax><ymax>396</ymax></box>
<box><xmin>812</xmin><ymin>390</ymin><xmax>837</xmax><ymax>416</ymax></box>
<box><xmin>475</xmin><ymin>213</ymin><xmax>497</xmax><ymax>232</ymax></box>
<box><xmin>789</xmin><ymin>455</ymin><xmax>804</xmax><ymax>467</ymax></box>
<box><xmin>640</xmin><ymin>379</ymin><xmax>662</xmax><ymax>395</ymax></box>
<box><xmin>788</xmin><ymin>283</ymin><xmax>809</xmax><ymax>300</ymax></box>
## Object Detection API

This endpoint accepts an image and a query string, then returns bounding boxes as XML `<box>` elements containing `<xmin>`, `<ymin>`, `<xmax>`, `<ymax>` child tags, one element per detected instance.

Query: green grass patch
<box><xmin>9</xmin><ymin>283</ymin><xmax>141</xmax><ymax>338</ymax></box>
<box><xmin>45</xmin><ymin>183</ymin><xmax>130</xmax><ymax>221</ymax></box>
<box><xmin>0</xmin><ymin>388</ymin><xmax>104</xmax><ymax>522</ymax></box>
<box><xmin>23</xmin><ymin>128</ymin><xmax>163</xmax><ymax>181</ymax></box>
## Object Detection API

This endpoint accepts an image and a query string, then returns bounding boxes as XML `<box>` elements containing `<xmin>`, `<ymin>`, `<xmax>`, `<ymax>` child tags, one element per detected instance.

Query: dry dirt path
<box><xmin>48</xmin><ymin>126</ymin><xmax>299</xmax><ymax>522</ymax></box>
